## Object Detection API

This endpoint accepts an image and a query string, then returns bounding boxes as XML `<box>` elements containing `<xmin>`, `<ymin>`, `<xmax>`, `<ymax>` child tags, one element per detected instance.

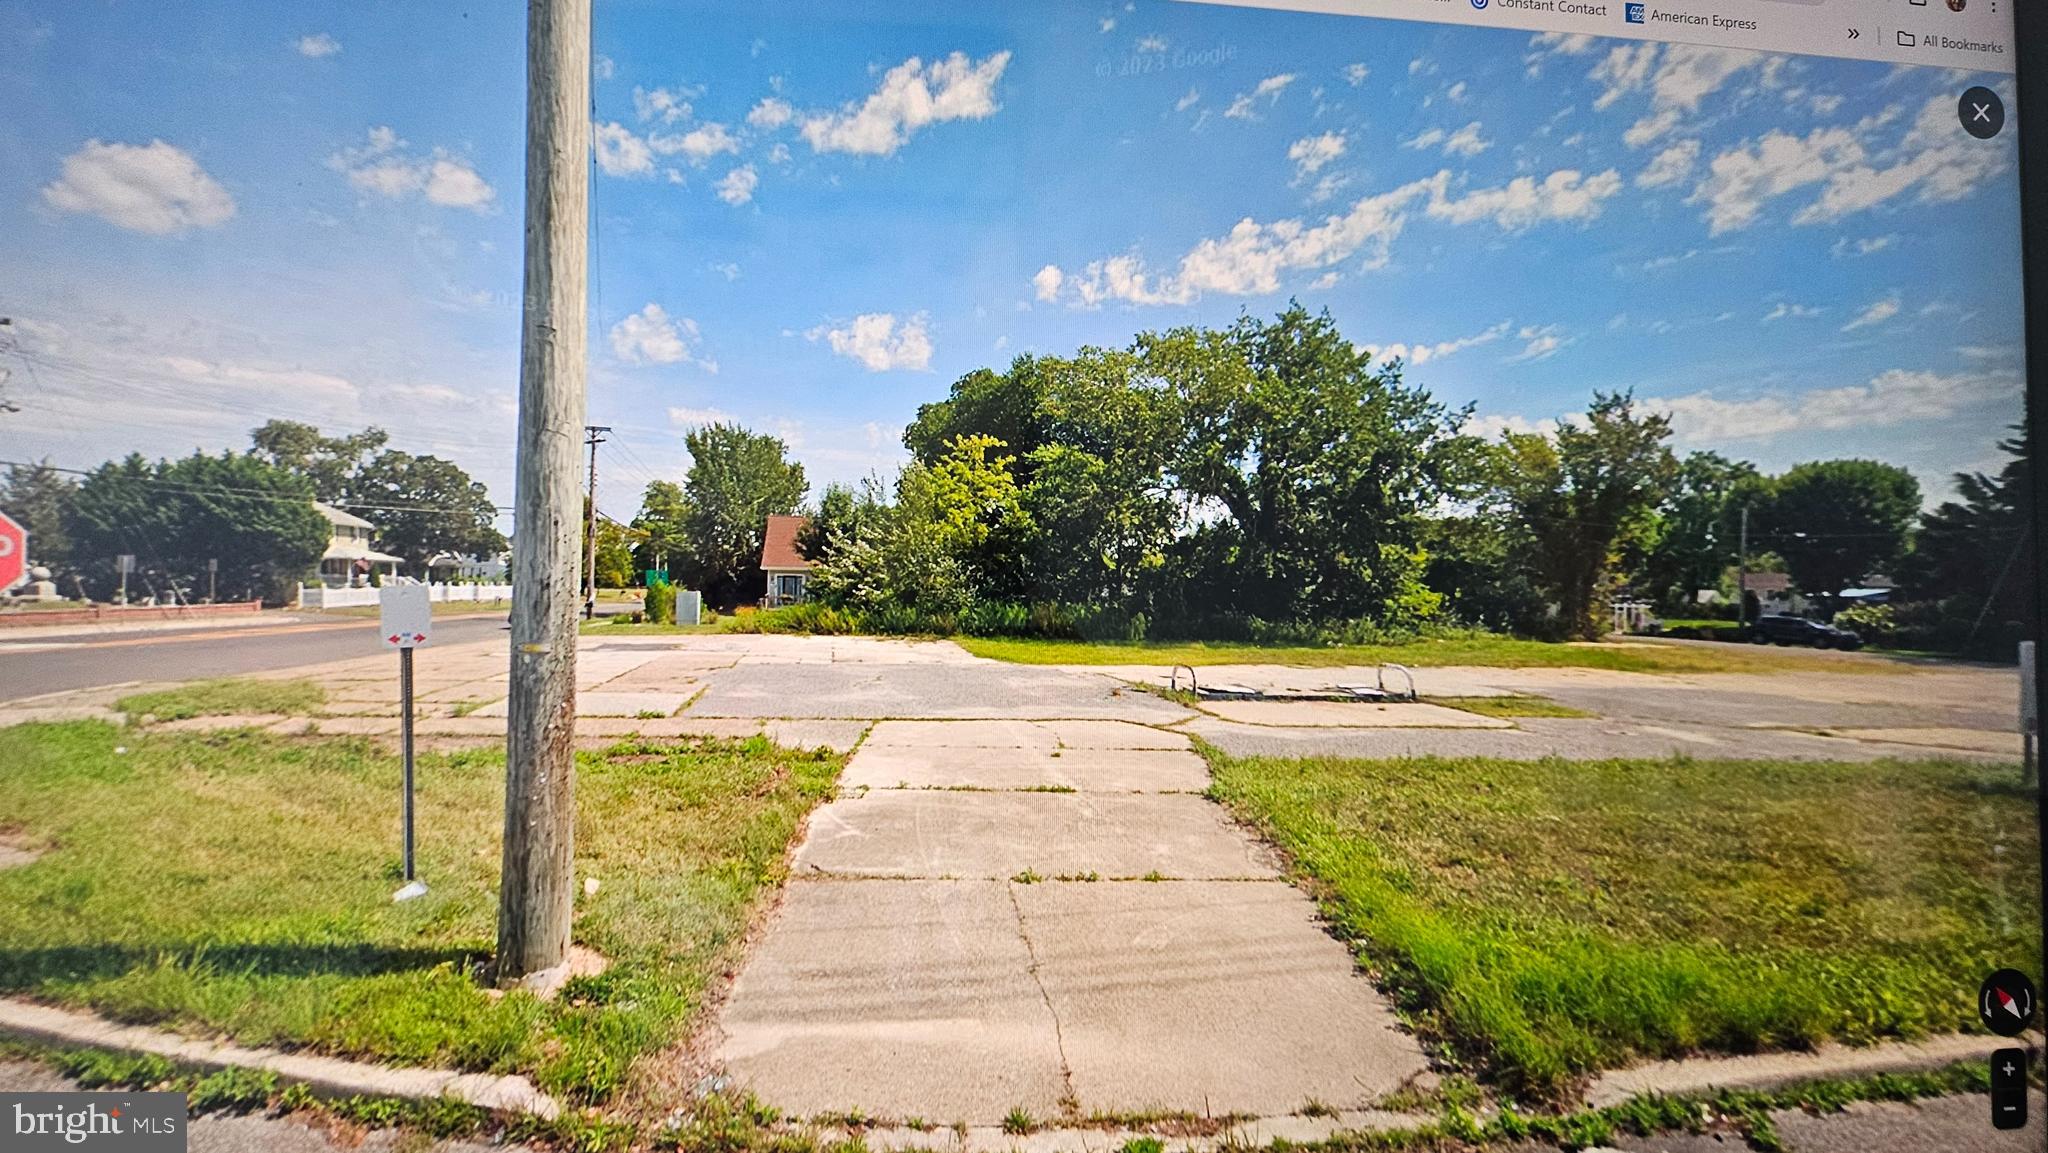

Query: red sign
<box><xmin>0</xmin><ymin>511</ymin><xmax>24</xmax><ymax>592</ymax></box>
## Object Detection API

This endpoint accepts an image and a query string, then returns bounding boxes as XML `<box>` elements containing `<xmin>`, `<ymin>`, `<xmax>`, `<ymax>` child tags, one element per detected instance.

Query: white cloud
<box><xmin>649</xmin><ymin>122</ymin><xmax>738</xmax><ymax>165</ymax></box>
<box><xmin>808</xmin><ymin>312</ymin><xmax>933</xmax><ymax>372</ymax></box>
<box><xmin>710</xmin><ymin>261</ymin><xmax>741</xmax><ymax>281</ymax></box>
<box><xmin>715</xmin><ymin>164</ymin><xmax>758</xmax><ymax>206</ymax></box>
<box><xmin>1832</xmin><ymin>234</ymin><xmax>1897</xmax><ymax>258</ymax></box>
<box><xmin>1841</xmin><ymin>296</ymin><xmax>1900</xmax><ymax>331</ymax></box>
<box><xmin>1099</xmin><ymin>16</ymin><xmax>1116</xmax><ymax>32</ymax></box>
<box><xmin>1287</xmin><ymin>131</ymin><xmax>1346</xmax><ymax>182</ymax></box>
<box><xmin>595</xmin><ymin>121</ymin><xmax>655</xmax><ymax>177</ymax></box>
<box><xmin>1466</xmin><ymin>412</ymin><xmax>1561</xmax><ymax>440</ymax></box>
<box><xmin>1590</xmin><ymin>43</ymin><xmax>1765</xmax><ymax>145</ymax></box>
<box><xmin>1651</xmin><ymin>368</ymin><xmax>2012</xmax><ymax>442</ymax></box>
<box><xmin>799</xmin><ymin>51</ymin><xmax>1011</xmax><ymax>156</ymax></box>
<box><xmin>1175</xmin><ymin>88</ymin><xmax>1200</xmax><ymax>112</ymax></box>
<box><xmin>297</xmin><ymin>33</ymin><xmax>340</xmax><ymax>58</ymax></box>
<box><xmin>1689</xmin><ymin>125</ymin><xmax>1863</xmax><ymax>234</ymax></box>
<box><xmin>1224</xmin><ymin>73</ymin><xmax>1297</xmax><ymax>120</ymax></box>
<box><xmin>1364</xmin><ymin>318</ymin><xmax>1511</xmax><ymax>366</ymax></box>
<box><xmin>633</xmin><ymin>85</ymin><xmax>695</xmax><ymax>125</ymax></box>
<box><xmin>1636</xmin><ymin>139</ymin><xmax>1699</xmax><ymax>189</ymax></box>
<box><xmin>1524</xmin><ymin>31</ymin><xmax>1595</xmax><ymax>79</ymax></box>
<box><xmin>1041</xmin><ymin>167</ymin><xmax>1619</xmax><ymax>306</ymax></box>
<box><xmin>326</xmin><ymin>128</ymin><xmax>494</xmax><ymax>212</ymax></box>
<box><xmin>594</xmin><ymin>55</ymin><xmax>616</xmax><ymax>81</ymax></box>
<box><xmin>668</xmin><ymin>405</ymin><xmax>734</xmax><ymax>426</ymax></box>
<box><xmin>1344</xmin><ymin>63</ymin><xmax>1369</xmax><ymax>86</ymax></box>
<box><xmin>1762</xmin><ymin>302</ymin><xmax>1823</xmax><ymax>321</ymax></box>
<box><xmin>42</xmin><ymin>139</ymin><xmax>236</xmax><ymax>235</ymax></box>
<box><xmin>1032</xmin><ymin>264</ymin><xmax>1064</xmax><ymax>302</ymax></box>
<box><xmin>1424</xmin><ymin>167</ymin><xmax>1621</xmax><ymax>230</ymax></box>
<box><xmin>1136</xmin><ymin>34</ymin><xmax>1167</xmax><ymax>52</ymax></box>
<box><xmin>609</xmin><ymin>303</ymin><xmax>698</xmax><ymax>365</ymax></box>
<box><xmin>1505</xmin><ymin>324</ymin><xmax>1568</xmax><ymax>362</ymax></box>
<box><xmin>1446</xmin><ymin>81</ymin><xmax>1469</xmax><ymax>102</ymax></box>
<box><xmin>747</xmin><ymin>97</ymin><xmax>795</xmax><ymax>130</ymax></box>
<box><xmin>1402</xmin><ymin>121</ymin><xmax>1489</xmax><ymax>157</ymax></box>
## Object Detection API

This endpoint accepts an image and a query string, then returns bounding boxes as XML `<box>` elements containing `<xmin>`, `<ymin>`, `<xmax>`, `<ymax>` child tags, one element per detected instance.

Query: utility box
<box><xmin>679</xmin><ymin>589</ymin><xmax>702</xmax><ymax>626</ymax></box>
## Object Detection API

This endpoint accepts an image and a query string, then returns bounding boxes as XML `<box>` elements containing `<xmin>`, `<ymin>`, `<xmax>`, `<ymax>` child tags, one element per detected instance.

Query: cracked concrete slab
<box><xmin>1195</xmin><ymin>699</ymin><xmax>1513</xmax><ymax>729</ymax></box>
<box><xmin>794</xmin><ymin>791</ymin><xmax>1277</xmax><ymax>880</ymax></box>
<box><xmin>842</xmin><ymin>746</ymin><xmax>1209</xmax><ymax>792</ymax></box>
<box><xmin>1012</xmin><ymin>881</ymin><xmax>1429</xmax><ymax>1116</ymax></box>
<box><xmin>714</xmin><ymin>879</ymin><xmax>1069</xmax><ymax>1124</ymax></box>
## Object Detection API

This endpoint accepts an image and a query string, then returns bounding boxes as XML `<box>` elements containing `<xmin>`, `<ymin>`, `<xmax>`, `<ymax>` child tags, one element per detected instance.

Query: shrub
<box><xmin>1832</xmin><ymin>603</ymin><xmax>1895</xmax><ymax>645</ymax></box>
<box><xmin>644</xmin><ymin>582</ymin><xmax>676</xmax><ymax>625</ymax></box>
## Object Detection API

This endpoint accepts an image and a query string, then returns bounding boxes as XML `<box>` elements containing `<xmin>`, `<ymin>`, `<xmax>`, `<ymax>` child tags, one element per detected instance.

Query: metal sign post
<box><xmin>116</xmin><ymin>553</ymin><xmax>134</xmax><ymax>604</ymax></box>
<box><xmin>380</xmin><ymin>585</ymin><xmax>433</xmax><ymax>902</ymax></box>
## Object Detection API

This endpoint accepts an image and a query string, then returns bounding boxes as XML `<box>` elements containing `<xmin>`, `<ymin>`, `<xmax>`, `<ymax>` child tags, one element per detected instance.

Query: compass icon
<box><xmin>1981</xmin><ymin>969</ymin><xmax>2037</xmax><ymax>1037</ymax></box>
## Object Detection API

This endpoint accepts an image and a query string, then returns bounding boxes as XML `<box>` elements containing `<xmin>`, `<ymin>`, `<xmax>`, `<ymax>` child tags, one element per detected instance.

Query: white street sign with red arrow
<box><xmin>379</xmin><ymin>584</ymin><xmax>432</xmax><ymax>649</ymax></box>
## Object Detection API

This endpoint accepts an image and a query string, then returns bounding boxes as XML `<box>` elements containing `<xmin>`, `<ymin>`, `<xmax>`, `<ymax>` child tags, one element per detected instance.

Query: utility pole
<box><xmin>498</xmin><ymin>0</ymin><xmax>589</xmax><ymax>987</ymax></box>
<box><xmin>583</xmin><ymin>426</ymin><xmax>610</xmax><ymax>619</ymax></box>
<box><xmin>1736</xmin><ymin>504</ymin><xmax>1750</xmax><ymax>631</ymax></box>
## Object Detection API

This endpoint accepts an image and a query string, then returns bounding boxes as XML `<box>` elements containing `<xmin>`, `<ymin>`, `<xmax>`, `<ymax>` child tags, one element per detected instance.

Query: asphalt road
<box><xmin>0</xmin><ymin>614</ymin><xmax>509</xmax><ymax>703</ymax></box>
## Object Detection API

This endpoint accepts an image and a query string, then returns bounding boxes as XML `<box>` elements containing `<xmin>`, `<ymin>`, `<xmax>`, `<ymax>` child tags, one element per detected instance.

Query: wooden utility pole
<box><xmin>498</xmin><ymin>0</ymin><xmax>589</xmax><ymax>986</ymax></box>
<box><xmin>583</xmin><ymin>425</ymin><xmax>610</xmax><ymax>619</ymax></box>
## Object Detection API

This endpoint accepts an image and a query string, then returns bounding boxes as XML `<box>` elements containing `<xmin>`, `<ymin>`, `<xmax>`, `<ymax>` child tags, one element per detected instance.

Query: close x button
<box><xmin>1992</xmin><ymin>1047</ymin><xmax>2028</xmax><ymax>1130</ymax></box>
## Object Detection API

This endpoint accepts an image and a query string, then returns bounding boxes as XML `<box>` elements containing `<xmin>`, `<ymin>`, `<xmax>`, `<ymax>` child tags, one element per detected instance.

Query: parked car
<box><xmin>1748</xmin><ymin>613</ymin><xmax>1864</xmax><ymax>650</ymax></box>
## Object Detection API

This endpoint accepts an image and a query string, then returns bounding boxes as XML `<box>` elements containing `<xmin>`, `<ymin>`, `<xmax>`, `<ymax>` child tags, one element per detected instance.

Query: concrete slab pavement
<box><xmin>841</xmin><ymin>746</ymin><xmax>1210</xmax><ymax>792</ymax></box>
<box><xmin>1012</xmin><ymin>880</ymin><xmax>1428</xmax><ymax>1116</ymax></box>
<box><xmin>714</xmin><ymin>880</ymin><xmax>1071</xmax><ymax>1123</ymax></box>
<box><xmin>794</xmin><ymin>791</ymin><xmax>1278</xmax><ymax>880</ymax></box>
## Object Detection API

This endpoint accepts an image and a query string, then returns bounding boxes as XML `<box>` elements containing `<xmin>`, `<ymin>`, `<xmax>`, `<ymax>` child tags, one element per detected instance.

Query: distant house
<box><xmin>760</xmin><ymin>514</ymin><xmax>812</xmax><ymax>607</ymax></box>
<box><xmin>428</xmin><ymin>551</ymin><xmax>508</xmax><ymax>582</ymax></box>
<box><xmin>314</xmin><ymin>502</ymin><xmax>403</xmax><ymax>587</ymax></box>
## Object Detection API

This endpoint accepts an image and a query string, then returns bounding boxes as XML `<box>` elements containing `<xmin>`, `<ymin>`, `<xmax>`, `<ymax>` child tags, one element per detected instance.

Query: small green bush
<box><xmin>644</xmin><ymin>582</ymin><xmax>676</xmax><ymax>625</ymax></box>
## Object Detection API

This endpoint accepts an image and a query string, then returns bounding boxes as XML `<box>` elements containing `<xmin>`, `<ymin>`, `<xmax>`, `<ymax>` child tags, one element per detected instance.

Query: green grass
<box><xmin>953</xmin><ymin>635</ymin><xmax>1905</xmax><ymax>675</ymax></box>
<box><xmin>578</xmin><ymin>619</ymin><xmax>720</xmax><ymax>636</ymax></box>
<box><xmin>116</xmin><ymin>678</ymin><xmax>326</xmax><ymax>721</ymax></box>
<box><xmin>0</xmin><ymin>722</ymin><xmax>842</xmax><ymax>1107</ymax></box>
<box><xmin>1208</xmin><ymin>749</ymin><xmax>2041</xmax><ymax>1100</ymax></box>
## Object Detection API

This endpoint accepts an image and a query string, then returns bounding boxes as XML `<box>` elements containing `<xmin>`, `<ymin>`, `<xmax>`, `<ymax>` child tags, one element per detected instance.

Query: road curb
<box><xmin>1583</xmin><ymin>1032</ymin><xmax>2020</xmax><ymax>1108</ymax></box>
<box><xmin>0</xmin><ymin>997</ymin><xmax>561</xmax><ymax>1119</ymax></box>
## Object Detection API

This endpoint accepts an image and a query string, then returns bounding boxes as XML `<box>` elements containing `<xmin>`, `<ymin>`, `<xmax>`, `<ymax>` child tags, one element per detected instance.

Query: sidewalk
<box><xmin>710</xmin><ymin>716</ymin><xmax>1431</xmax><ymax>1125</ymax></box>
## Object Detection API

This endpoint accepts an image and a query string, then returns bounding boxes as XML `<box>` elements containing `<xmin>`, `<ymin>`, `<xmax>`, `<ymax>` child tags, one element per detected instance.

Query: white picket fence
<box><xmin>298</xmin><ymin>583</ymin><xmax>513</xmax><ymax>610</ymax></box>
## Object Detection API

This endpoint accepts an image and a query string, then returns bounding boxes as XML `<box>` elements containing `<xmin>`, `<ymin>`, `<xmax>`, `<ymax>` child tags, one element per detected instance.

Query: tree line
<box><xmin>0</xmin><ymin>420</ymin><xmax>505</xmax><ymax>604</ymax></box>
<box><xmin>627</xmin><ymin>304</ymin><xmax>2028</xmax><ymax>654</ymax></box>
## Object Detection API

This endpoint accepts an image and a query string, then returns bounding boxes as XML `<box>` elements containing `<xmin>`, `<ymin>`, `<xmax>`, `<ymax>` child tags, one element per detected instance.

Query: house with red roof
<box><xmin>759</xmin><ymin>514</ymin><xmax>813</xmax><ymax>607</ymax></box>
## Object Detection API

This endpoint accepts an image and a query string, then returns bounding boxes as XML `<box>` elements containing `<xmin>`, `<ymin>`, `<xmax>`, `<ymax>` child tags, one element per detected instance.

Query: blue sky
<box><xmin>0</xmin><ymin>0</ymin><xmax>2024</xmax><ymax>527</ymax></box>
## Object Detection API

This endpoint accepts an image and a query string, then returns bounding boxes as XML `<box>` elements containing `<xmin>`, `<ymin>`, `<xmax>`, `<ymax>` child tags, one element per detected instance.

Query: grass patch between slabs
<box><xmin>0</xmin><ymin>722</ymin><xmax>841</xmax><ymax>1106</ymax></box>
<box><xmin>115</xmin><ymin>678</ymin><xmax>326</xmax><ymax>721</ymax></box>
<box><xmin>1207</xmin><ymin>748</ymin><xmax>2040</xmax><ymax>1099</ymax></box>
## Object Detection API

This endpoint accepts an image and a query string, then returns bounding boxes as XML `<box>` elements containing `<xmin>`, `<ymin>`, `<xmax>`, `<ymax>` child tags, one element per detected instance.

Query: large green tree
<box><xmin>0</xmin><ymin>458</ymin><xmax>79</xmax><ymax>571</ymax></box>
<box><xmin>628</xmin><ymin>479</ymin><xmax>691</xmax><ymax>578</ymax></box>
<box><xmin>1492</xmin><ymin>392</ymin><xmax>1677</xmax><ymax>639</ymax></box>
<box><xmin>678</xmin><ymin>423</ymin><xmax>807</xmax><ymax>606</ymax></box>
<box><xmin>345</xmin><ymin>450</ymin><xmax>506</xmax><ymax>577</ymax></box>
<box><xmin>906</xmin><ymin>350</ymin><xmax>1180</xmax><ymax>604</ymax></box>
<box><xmin>250</xmin><ymin>420</ymin><xmax>389</xmax><ymax>502</ymax></box>
<box><xmin>1637</xmin><ymin>451</ymin><xmax>1764</xmax><ymax>611</ymax></box>
<box><xmin>254</xmin><ymin>423</ymin><xmax>505</xmax><ymax>577</ymax></box>
<box><xmin>68</xmin><ymin>452</ymin><xmax>329</xmax><ymax>604</ymax></box>
<box><xmin>1145</xmin><ymin>303</ymin><xmax>1475</xmax><ymax>624</ymax></box>
<box><xmin>1755</xmin><ymin>459</ymin><xmax>1919</xmax><ymax>607</ymax></box>
<box><xmin>1897</xmin><ymin>421</ymin><xmax>2032</xmax><ymax>650</ymax></box>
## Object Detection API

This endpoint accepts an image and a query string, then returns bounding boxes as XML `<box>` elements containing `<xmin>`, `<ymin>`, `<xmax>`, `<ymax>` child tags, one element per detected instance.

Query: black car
<box><xmin>1748</xmin><ymin>614</ymin><xmax>1864</xmax><ymax>650</ymax></box>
